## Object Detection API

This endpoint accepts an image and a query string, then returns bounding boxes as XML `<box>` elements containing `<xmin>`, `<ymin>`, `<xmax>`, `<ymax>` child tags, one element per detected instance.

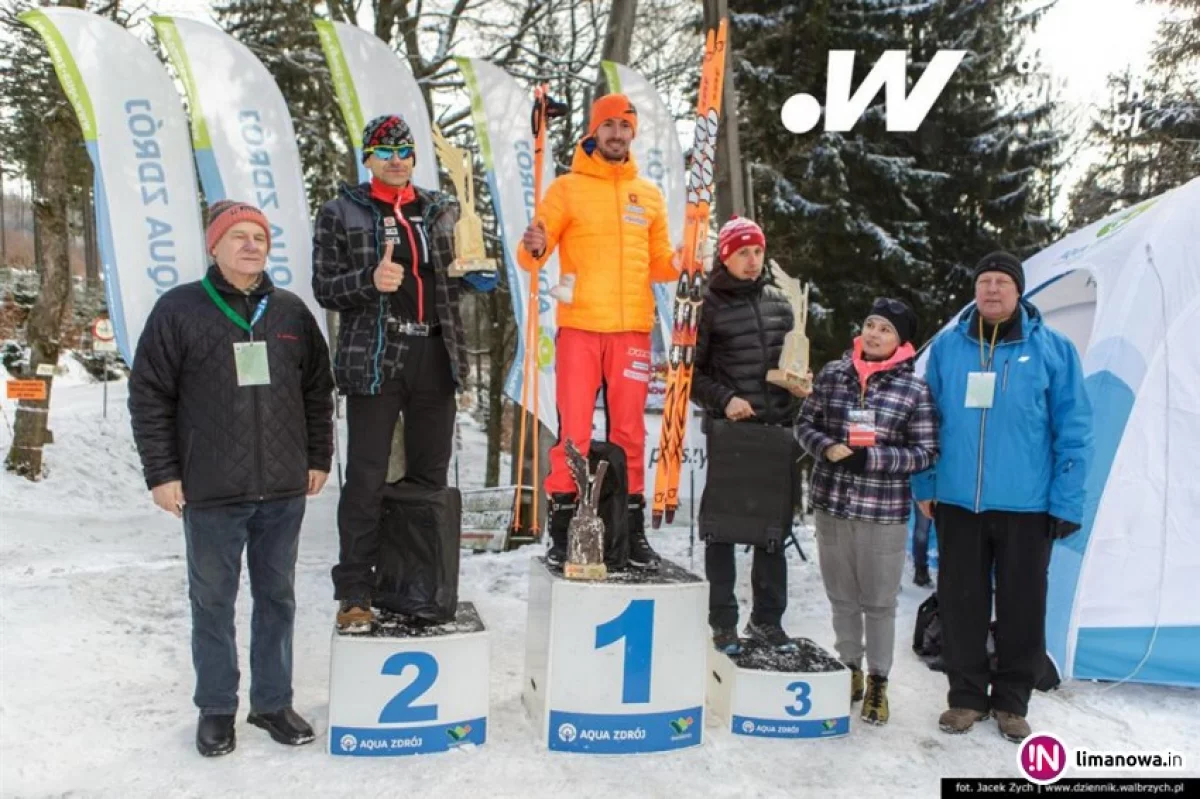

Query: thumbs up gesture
<box><xmin>373</xmin><ymin>241</ymin><xmax>404</xmax><ymax>293</ymax></box>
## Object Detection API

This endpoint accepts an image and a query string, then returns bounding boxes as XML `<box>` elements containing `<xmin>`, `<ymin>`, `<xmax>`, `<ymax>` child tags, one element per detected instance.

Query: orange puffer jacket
<box><xmin>518</xmin><ymin>139</ymin><xmax>677</xmax><ymax>333</ymax></box>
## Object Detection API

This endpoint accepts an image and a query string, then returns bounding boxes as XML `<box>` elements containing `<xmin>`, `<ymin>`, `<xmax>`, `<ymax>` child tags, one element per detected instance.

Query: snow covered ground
<box><xmin>2</xmin><ymin>378</ymin><xmax>1197</xmax><ymax>798</ymax></box>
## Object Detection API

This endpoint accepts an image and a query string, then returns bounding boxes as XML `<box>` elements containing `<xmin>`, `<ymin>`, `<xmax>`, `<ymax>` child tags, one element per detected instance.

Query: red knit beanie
<box><xmin>205</xmin><ymin>200</ymin><xmax>271</xmax><ymax>253</ymax></box>
<box><xmin>718</xmin><ymin>216</ymin><xmax>766</xmax><ymax>262</ymax></box>
<box><xmin>588</xmin><ymin>93</ymin><xmax>638</xmax><ymax>137</ymax></box>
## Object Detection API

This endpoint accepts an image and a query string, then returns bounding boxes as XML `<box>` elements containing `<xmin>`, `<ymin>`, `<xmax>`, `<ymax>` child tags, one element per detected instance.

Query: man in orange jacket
<box><xmin>521</xmin><ymin>93</ymin><xmax>678</xmax><ymax>570</ymax></box>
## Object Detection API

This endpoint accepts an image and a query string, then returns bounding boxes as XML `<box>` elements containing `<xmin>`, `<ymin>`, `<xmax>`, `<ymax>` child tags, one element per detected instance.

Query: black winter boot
<box><xmin>546</xmin><ymin>493</ymin><xmax>576</xmax><ymax>568</ymax></box>
<box><xmin>626</xmin><ymin>494</ymin><xmax>661</xmax><ymax>570</ymax></box>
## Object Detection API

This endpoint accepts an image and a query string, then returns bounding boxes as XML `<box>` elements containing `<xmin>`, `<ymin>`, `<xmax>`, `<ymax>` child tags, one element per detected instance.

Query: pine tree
<box><xmin>736</xmin><ymin>0</ymin><xmax>1060</xmax><ymax>363</ymax></box>
<box><xmin>911</xmin><ymin>0</ymin><xmax>1060</xmax><ymax>320</ymax></box>
<box><xmin>1068</xmin><ymin>0</ymin><xmax>1199</xmax><ymax>228</ymax></box>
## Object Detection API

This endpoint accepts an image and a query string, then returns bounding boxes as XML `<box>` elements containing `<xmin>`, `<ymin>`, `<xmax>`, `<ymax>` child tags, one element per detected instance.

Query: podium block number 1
<box><xmin>378</xmin><ymin>652</ymin><xmax>440</xmax><ymax>724</ymax></box>
<box><xmin>594</xmin><ymin>599</ymin><xmax>654</xmax><ymax>704</ymax></box>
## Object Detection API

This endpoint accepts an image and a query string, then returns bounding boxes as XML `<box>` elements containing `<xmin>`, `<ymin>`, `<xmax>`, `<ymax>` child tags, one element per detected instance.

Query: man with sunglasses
<box><xmin>913</xmin><ymin>251</ymin><xmax>1092</xmax><ymax>742</ymax></box>
<box><xmin>312</xmin><ymin>114</ymin><xmax>489</xmax><ymax>633</ymax></box>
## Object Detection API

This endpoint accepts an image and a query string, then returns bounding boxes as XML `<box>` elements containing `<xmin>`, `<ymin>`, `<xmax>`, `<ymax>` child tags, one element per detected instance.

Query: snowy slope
<box><xmin>1</xmin><ymin>379</ymin><xmax>1197</xmax><ymax>798</ymax></box>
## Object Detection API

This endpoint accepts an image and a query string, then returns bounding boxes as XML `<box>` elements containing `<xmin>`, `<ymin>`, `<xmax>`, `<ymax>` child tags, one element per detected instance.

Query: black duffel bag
<box><xmin>587</xmin><ymin>440</ymin><xmax>630</xmax><ymax>570</ymax></box>
<box><xmin>699</xmin><ymin>420</ymin><xmax>797</xmax><ymax>552</ymax></box>
<box><xmin>374</xmin><ymin>480</ymin><xmax>462</xmax><ymax>622</ymax></box>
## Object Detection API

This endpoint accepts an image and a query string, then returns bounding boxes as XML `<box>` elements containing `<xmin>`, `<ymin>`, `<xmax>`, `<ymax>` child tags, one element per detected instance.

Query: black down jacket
<box><xmin>128</xmin><ymin>265</ymin><xmax>335</xmax><ymax>509</ymax></box>
<box><xmin>691</xmin><ymin>264</ymin><xmax>799</xmax><ymax>427</ymax></box>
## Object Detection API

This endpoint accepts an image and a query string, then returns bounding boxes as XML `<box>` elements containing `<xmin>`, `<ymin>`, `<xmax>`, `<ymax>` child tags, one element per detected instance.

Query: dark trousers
<box><xmin>936</xmin><ymin>503</ymin><xmax>1053</xmax><ymax>717</ymax></box>
<box><xmin>912</xmin><ymin>499</ymin><xmax>933</xmax><ymax>569</ymax></box>
<box><xmin>182</xmin><ymin>495</ymin><xmax>306</xmax><ymax>716</ymax></box>
<box><xmin>333</xmin><ymin>337</ymin><xmax>456</xmax><ymax>600</ymax></box>
<box><xmin>705</xmin><ymin>542</ymin><xmax>788</xmax><ymax>629</ymax></box>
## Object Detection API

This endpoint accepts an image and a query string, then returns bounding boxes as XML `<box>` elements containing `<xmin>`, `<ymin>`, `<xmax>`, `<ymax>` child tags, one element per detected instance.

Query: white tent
<box><xmin>989</xmin><ymin>177</ymin><xmax>1199</xmax><ymax>686</ymax></box>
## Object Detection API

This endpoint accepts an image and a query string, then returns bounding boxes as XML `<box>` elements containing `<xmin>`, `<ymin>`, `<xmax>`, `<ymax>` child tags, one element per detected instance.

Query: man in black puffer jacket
<box><xmin>129</xmin><ymin>201</ymin><xmax>335</xmax><ymax>758</ymax></box>
<box><xmin>691</xmin><ymin>218</ymin><xmax>810</xmax><ymax>655</ymax></box>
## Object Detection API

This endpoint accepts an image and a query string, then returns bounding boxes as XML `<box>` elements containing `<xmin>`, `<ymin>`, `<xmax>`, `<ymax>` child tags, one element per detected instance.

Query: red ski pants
<box><xmin>544</xmin><ymin>327</ymin><xmax>652</xmax><ymax>496</ymax></box>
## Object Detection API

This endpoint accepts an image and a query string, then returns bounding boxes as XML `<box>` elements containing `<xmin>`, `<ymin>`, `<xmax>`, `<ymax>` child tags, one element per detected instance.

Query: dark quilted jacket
<box><xmin>312</xmin><ymin>181</ymin><xmax>469</xmax><ymax>396</ymax></box>
<box><xmin>128</xmin><ymin>266</ymin><xmax>335</xmax><ymax>509</ymax></box>
<box><xmin>691</xmin><ymin>265</ymin><xmax>798</xmax><ymax>427</ymax></box>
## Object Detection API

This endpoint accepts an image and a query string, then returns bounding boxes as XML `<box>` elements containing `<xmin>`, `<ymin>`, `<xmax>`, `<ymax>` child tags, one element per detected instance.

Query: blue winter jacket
<box><xmin>911</xmin><ymin>301</ymin><xmax>1093</xmax><ymax>524</ymax></box>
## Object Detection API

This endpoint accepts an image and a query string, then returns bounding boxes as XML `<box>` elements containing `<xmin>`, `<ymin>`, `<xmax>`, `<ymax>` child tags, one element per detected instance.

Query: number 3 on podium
<box><xmin>595</xmin><ymin>599</ymin><xmax>655</xmax><ymax>704</ymax></box>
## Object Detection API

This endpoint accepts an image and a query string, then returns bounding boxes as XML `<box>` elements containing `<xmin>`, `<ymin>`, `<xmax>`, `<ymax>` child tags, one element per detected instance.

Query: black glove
<box><xmin>1049</xmin><ymin>517</ymin><xmax>1081</xmax><ymax>540</ymax></box>
<box><xmin>840</xmin><ymin>448</ymin><xmax>869</xmax><ymax>474</ymax></box>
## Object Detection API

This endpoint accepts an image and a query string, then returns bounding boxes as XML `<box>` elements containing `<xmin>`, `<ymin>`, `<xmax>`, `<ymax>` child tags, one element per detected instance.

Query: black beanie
<box><xmin>972</xmin><ymin>250</ymin><xmax>1025</xmax><ymax>295</ymax></box>
<box><xmin>866</xmin><ymin>297</ymin><xmax>917</xmax><ymax>344</ymax></box>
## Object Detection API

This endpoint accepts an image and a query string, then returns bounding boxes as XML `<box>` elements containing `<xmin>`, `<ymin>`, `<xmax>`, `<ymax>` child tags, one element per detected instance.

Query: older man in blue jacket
<box><xmin>913</xmin><ymin>251</ymin><xmax>1092</xmax><ymax>743</ymax></box>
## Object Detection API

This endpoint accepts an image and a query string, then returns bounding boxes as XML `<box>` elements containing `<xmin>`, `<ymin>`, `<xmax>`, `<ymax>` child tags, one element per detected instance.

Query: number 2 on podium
<box><xmin>595</xmin><ymin>599</ymin><xmax>655</xmax><ymax>704</ymax></box>
<box><xmin>378</xmin><ymin>652</ymin><xmax>439</xmax><ymax>723</ymax></box>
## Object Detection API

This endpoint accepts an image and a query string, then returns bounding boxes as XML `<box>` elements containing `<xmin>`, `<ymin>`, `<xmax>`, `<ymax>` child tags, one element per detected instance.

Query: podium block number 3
<box><xmin>784</xmin><ymin>680</ymin><xmax>812</xmax><ymax>717</ymax></box>
<box><xmin>378</xmin><ymin>652</ymin><xmax>439</xmax><ymax>724</ymax></box>
<box><xmin>595</xmin><ymin>599</ymin><xmax>654</xmax><ymax>704</ymax></box>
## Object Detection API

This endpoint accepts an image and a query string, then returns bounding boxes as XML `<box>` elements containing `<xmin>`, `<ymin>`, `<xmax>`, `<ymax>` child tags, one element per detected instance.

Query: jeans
<box><xmin>183</xmin><ymin>495</ymin><xmax>305</xmax><ymax>716</ymax></box>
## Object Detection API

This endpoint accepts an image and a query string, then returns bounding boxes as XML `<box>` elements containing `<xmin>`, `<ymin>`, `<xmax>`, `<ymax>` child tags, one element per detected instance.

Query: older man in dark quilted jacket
<box><xmin>312</xmin><ymin>114</ymin><xmax>491</xmax><ymax>633</ymax></box>
<box><xmin>129</xmin><ymin>200</ymin><xmax>335</xmax><ymax>757</ymax></box>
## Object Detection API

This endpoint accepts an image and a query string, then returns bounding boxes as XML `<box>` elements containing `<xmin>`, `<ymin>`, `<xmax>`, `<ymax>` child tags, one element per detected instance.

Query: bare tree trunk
<box><xmin>32</xmin><ymin>177</ymin><xmax>42</xmax><ymax>274</ymax></box>
<box><xmin>6</xmin><ymin>110</ymin><xmax>74</xmax><ymax>479</ymax></box>
<box><xmin>485</xmin><ymin>288</ymin><xmax>507</xmax><ymax>488</ymax></box>
<box><xmin>83</xmin><ymin>186</ymin><xmax>99</xmax><ymax>288</ymax></box>
<box><xmin>593</xmin><ymin>0</ymin><xmax>638</xmax><ymax>102</ymax></box>
<box><xmin>0</xmin><ymin>172</ymin><xmax>7</xmax><ymax>266</ymax></box>
<box><xmin>705</xmin><ymin>0</ymin><xmax>744</xmax><ymax>226</ymax></box>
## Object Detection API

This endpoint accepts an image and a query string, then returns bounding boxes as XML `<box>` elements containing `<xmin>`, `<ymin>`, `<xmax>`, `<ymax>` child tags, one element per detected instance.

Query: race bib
<box><xmin>234</xmin><ymin>341</ymin><xmax>271</xmax><ymax>387</ymax></box>
<box><xmin>965</xmin><ymin>371</ymin><xmax>996</xmax><ymax>409</ymax></box>
<box><xmin>847</xmin><ymin>408</ymin><xmax>877</xmax><ymax>447</ymax></box>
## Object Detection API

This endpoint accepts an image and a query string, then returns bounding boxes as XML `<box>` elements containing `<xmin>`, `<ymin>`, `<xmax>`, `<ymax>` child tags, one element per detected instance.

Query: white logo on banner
<box><xmin>741</xmin><ymin>720</ymin><xmax>757</xmax><ymax>734</ymax></box>
<box><xmin>340</xmin><ymin>733</ymin><xmax>358</xmax><ymax>752</ymax></box>
<box><xmin>557</xmin><ymin>723</ymin><xmax>578</xmax><ymax>743</ymax></box>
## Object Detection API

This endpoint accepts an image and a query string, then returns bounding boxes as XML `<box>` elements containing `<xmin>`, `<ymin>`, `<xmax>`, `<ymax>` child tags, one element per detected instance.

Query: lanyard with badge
<box><xmin>848</xmin><ymin>384</ymin><xmax>877</xmax><ymax>447</ymax></box>
<box><xmin>966</xmin><ymin>316</ymin><xmax>1000</xmax><ymax>409</ymax></box>
<box><xmin>202</xmin><ymin>276</ymin><xmax>271</xmax><ymax>387</ymax></box>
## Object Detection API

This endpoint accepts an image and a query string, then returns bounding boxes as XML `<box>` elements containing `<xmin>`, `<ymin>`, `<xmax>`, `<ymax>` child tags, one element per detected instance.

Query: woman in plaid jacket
<box><xmin>795</xmin><ymin>298</ymin><xmax>938</xmax><ymax>727</ymax></box>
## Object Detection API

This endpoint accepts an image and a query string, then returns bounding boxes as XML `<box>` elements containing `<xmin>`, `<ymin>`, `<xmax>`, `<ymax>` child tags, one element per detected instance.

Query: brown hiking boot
<box><xmin>995</xmin><ymin>711</ymin><xmax>1032</xmax><ymax>743</ymax></box>
<box><xmin>939</xmin><ymin>707</ymin><xmax>989</xmax><ymax>734</ymax></box>
<box><xmin>861</xmin><ymin>675</ymin><xmax>889</xmax><ymax>725</ymax></box>
<box><xmin>336</xmin><ymin>599</ymin><xmax>374</xmax><ymax>634</ymax></box>
<box><xmin>849</xmin><ymin>665</ymin><xmax>865</xmax><ymax>703</ymax></box>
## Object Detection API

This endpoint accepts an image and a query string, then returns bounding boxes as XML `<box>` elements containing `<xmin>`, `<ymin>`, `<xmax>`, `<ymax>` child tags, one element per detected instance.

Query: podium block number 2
<box><xmin>378</xmin><ymin>652</ymin><xmax>439</xmax><ymax>724</ymax></box>
<box><xmin>595</xmin><ymin>599</ymin><xmax>654</xmax><ymax>704</ymax></box>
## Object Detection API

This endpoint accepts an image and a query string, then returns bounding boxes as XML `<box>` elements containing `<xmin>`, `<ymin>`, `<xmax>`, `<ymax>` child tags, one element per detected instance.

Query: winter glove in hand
<box><xmin>1049</xmin><ymin>517</ymin><xmax>1081</xmax><ymax>540</ymax></box>
<box><xmin>840</xmin><ymin>448</ymin><xmax>869</xmax><ymax>474</ymax></box>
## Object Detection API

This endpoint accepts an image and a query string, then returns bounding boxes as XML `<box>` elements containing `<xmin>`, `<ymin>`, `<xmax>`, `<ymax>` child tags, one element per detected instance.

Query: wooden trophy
<box><xmin>766</xmin><ymin>260</ymin><xmax>812</xmax><ymax>394</ymax></box>
<box><xmin>432</xmin><ymin>127</ymin><xmax>497</xmax><ymax>280</ymax></box>
<box><xmin>563</xmin><ymin>440</ymin><xmax>608</xmax><ymax>581</ymax></box>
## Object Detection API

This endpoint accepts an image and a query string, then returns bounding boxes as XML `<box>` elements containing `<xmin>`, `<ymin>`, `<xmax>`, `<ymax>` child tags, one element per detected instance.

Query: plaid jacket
<box><xmin>312</xmin><ymin>181</ymin><xmax>469</xmax><ymax>396</ymax></box>
<box><xmin>795</xmin><ymin>352</ymin><xmax>938</xmax><ymax>523</ymax></box>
